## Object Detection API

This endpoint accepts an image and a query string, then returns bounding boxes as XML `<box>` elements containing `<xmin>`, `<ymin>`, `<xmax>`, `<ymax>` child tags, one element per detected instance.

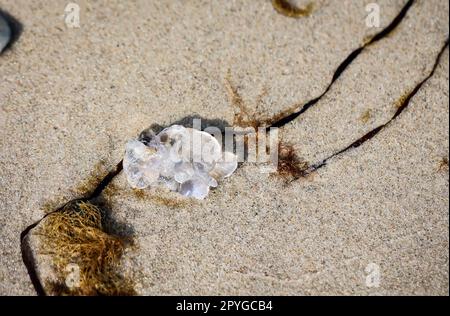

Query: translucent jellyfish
<box><xmin>123</xmin><ymin>125</ymin><xmax>238</xmax><ymax>199</ymax></box>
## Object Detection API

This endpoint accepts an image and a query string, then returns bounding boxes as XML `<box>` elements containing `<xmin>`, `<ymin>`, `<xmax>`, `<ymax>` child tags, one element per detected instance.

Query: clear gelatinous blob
<box><xmin>174</xmin><ymin>162</ymin><xmax>195</xmax><ymax>184</ymax></box>
<box><xmin>123</xmin><ymin>125</ymin><xmax>238</xmax><ymax>199</ymax></box>
<box><xmin>210</xmin><ymin>151</ymin><xmax>238</xmax><ymax>180</ymax></box>
<box><xmin>123</xmin><ymin>140</ymin><xmax>160</xmax><ymax>189</ymax></box>
<box><xmin>179</xmin><ymin>178</ymin><xmax>210</xmax><ymax>200</ymax></box>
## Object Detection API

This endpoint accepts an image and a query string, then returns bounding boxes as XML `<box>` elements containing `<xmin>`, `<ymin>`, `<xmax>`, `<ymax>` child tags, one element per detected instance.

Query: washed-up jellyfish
<box><xmin>124</xmin><ymin>125</ymin><xmax>238</xmax><ymax>199</ymax></box>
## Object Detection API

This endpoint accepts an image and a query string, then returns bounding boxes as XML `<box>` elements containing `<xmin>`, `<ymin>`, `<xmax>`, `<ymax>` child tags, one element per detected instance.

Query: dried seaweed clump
<box><xmin>277</xmin><ymin>143</ymin><xmax>310</xmax><ymax>179</ymax></box>
<box><xmin>39</xmin><ymin>201</ymin><xmax>134</xmax><ymax>296</ymax></box>
<box><xmin>438</xmin><ymin>157</ymin><xmax>449</xmax><ymax>172</ymax></box>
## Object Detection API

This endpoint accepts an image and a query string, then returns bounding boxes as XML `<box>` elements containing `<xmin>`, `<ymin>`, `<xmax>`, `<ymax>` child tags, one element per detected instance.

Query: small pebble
<box><xmin>0</xmin><ymin>13</ymin><xmax>11</xmax><ymax>53</ymax></box>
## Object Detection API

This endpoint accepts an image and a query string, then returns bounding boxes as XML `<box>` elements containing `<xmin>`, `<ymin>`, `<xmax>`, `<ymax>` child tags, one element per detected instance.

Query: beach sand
<box><xmin>0</xmin><ymin>0</ymin><xmax>448</xmax><ymax>295</ymax></box>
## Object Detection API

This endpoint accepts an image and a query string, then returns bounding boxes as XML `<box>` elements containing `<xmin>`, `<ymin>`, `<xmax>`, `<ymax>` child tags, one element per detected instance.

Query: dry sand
<box><xmin>0</xmin><ymin>0</ymin><xmax>448</xmax><ymax>295</ymax></box>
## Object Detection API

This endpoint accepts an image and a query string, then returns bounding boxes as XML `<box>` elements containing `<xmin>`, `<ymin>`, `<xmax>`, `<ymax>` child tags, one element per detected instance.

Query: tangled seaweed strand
<box><xmin>39</xmin><ymin>201</ymin><xmax>134</xmax><ymax>296</ymax></box>
<box><xmin>277</xmin><ymin>143</ymin><xmax>309</xmax><ymax>180</ymax></box>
